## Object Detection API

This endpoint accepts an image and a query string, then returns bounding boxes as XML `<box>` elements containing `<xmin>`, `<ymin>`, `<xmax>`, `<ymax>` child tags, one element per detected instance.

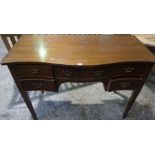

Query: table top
<box><xmin>1</xmin><ymin>34</ymin><xmax>155</xmax><ymax>66</ymax></box>
<box><xmin>135</xmin><ymin>34</ymin><xmax>155</xmax><ymax>47</ymax></box>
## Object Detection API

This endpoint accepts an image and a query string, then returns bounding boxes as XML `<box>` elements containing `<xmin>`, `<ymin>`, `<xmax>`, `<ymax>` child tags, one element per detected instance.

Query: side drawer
<box><xmin>19</xmin><ymin>79</ymin><xmax>55</xmax><ymax>91</ymax></box>
<box><xmin>107</xmin><ymin>78</ymin><xmax>144</xmax><ymax>91</ymax></box>
<box><xmin>110</xmin><ymin>63</ymin><xmax>151</xmax><ymax>77</ymax></box>
<box><xmin>13</xmin><ymin>65</ymin><xmax>53</xmax><ymax>78</ymax></box>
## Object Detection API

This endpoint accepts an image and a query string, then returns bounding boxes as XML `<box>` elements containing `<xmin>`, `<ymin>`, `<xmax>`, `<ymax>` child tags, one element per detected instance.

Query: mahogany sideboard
<box><xmin>1</xmin><ymin>34</ymin><xmax>155</xmax><ymax>119</ymax></box>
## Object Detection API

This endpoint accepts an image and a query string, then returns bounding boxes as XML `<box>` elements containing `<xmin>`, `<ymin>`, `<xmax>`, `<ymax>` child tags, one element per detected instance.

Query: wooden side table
<box><xmin>1</xmin><ymin>34</ymin><xmax>155</xmax><ymax>119</ymax></box>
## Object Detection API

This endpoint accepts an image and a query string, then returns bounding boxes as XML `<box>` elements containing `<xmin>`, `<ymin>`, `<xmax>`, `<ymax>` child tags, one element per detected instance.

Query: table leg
<box><xmin>122</xmin><ymin>89</ymin><xmax>141</xmax><ymax>119</ymax></box>
<box><xmin>19</xmin><ymin>90</ymin><xmax>38</xmax><ymax>120</ymax></box>
<box><xmin>13</xmin><ymin>81</ymin><xmax>37</xmax><ymax>120</ymax></box>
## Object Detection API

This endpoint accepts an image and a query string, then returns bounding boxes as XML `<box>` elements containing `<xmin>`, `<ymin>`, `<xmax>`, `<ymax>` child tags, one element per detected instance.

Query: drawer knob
<box><xmin>33</xmin><ymin>83</ymin><xmax>43</xmax><ymax>89</ymax></box>
<box><xmin>124</xmin><ymin>67</ymin><xmax>134</xmax><ymax>73</ymax></box>
<box><xmin>120</xmin><ymin>82</ymin><xmax>131</xmax><ymax>88</ymax></box>
<box><xmin>62</xmin><ymin>69</ymin><xmax>73</xmax><ymax>77</ymax></box>
<box><xmin>93</xmin><ymin>70</ymin><xmax>104</xmax><ymax>77</ymax></box>
<box><xmin>31</xmin><ymin>68</ymin><xmax>40</xmax><ymax>75</ymax></box>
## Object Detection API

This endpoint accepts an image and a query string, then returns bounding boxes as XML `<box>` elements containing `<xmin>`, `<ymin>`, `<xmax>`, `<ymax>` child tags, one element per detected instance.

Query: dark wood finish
<box><xmin>1</xmin><ymin>35</ymin><xmax>155</xmax><ymax>119</ymax></box>
<box><xmin>107</xmin><ymin>77</ymin><xmax>143</xmax><ymax>91</ymax></box>
<box><xmin>110</xmin><ymin>63</ymin><xmax>151</xmax><ymax>77</ymax></box>
<box><xmin>54</xmin><ymin>66</ymin><xmax>108</xmax><ymax>79</ymax></box>
<box><xmin>13</xmin><ymin>64</ymin><xmax>53</xmax><ymax>78</ymax></box>
<box><xmin>20</xmin><ymin>79</ymin><xmax>55</xmax><ymax>91</ymax></box>
<box><xmin>1</xmin><ymin>34</ymin><xmax>21</xmax><ymax>51</ymax></box>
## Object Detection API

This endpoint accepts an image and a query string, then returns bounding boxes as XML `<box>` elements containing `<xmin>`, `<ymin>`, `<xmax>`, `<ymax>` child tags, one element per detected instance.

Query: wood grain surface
<box><xmin>1</xmin><ymin>34</ymin><xmax>155</xmax><ymax>65</ymax></box>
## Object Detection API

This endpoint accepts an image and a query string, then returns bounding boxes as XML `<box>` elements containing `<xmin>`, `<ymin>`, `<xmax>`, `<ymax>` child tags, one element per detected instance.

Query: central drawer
<box><xmin>19</xmin><ymin>79</ymin><xmax>55</xmax><ymax>91</ymax></box>
<box><xmin>13</xmin><ymin>64</ymin><xmax>53</xmax><ymax>78</ymax></box>
<box><xmin>54</xmin><ymin>66</ymin><xmax>108</xmax><ymax>80</ymax></box>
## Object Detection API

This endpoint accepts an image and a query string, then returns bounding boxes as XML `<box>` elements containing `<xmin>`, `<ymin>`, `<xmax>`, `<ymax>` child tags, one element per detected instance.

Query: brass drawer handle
<box><xmin>93</xmin><ymin>70</ymin><xmax>104</xmax><ymax>77</ymax></box>
<box><xmin>62</xmin><ymin>69</ymin><xmax>73</xmax><ymax>77</ymax></box>
<box><xmin>30</xmin><ymin>68</ymin><xmax>40</xmax><ymax>75</ymax></box>
<box><xmin>32</xmin><ymin>83</ymin><xmax>43</xmax><ymax>89</ymax></box>
<box><xmin>124</xmin><ymin>67</ymin><xmax>134</xmax><ymax>73</ymax></box>
<box><xmin>120</xmin><ymin>82</ymin><xmax>131</xmax><ymax>88</ymax></box>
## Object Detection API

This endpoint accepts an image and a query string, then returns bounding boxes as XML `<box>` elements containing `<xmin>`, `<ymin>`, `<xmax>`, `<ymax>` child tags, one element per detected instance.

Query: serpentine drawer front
<box><xmin>1</xmin><ymin>34</ymin><xmax>155</xmax><ymax>119</ymax></box>
<box><xmin>54</xmin><ymin>66</ymin><xmax>108</xmax><ymax>80</ymax></box>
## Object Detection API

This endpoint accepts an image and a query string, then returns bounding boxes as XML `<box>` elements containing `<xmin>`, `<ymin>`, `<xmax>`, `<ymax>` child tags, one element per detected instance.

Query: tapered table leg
<box><xmin>122</xmin><ymin>89</ymin><xmax>141</xmax><ymax>119</ymax></box>
<box><xmin>19</xmin><ymin>90</ymin><xmax>38</xmax><ymax>120</ymax></box>
<box><xmin>14</xmin><ymin>83</ymin><xmax>37</xmax><ymax>120</ymax></box>
<box><xmin>14</xmin><ymin>80</ymin><xmax>37</xmax><ymax>119</ymax></box>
